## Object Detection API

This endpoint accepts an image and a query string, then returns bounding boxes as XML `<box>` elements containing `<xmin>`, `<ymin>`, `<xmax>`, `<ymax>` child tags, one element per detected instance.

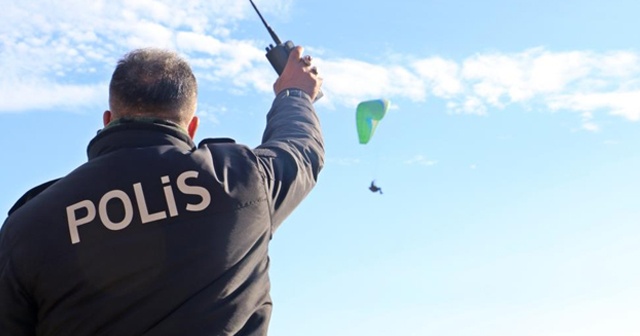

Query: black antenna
<box><xmin>249</xmin><ymin>0</ymin><xmax>282</xmax><ymax>45</ymax></box>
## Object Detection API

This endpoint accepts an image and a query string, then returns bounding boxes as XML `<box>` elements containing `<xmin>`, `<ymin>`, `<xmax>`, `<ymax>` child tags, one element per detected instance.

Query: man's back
<box><xmin>1</xmin><ymin>120</ymin><xmax>277</xmax><ymax>335</ymax></box>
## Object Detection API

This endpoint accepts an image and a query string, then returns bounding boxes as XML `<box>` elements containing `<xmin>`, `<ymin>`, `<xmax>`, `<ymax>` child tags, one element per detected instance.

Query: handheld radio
<box><xmin>249</xmin><ymin>0</ymin><xmax>323</xmax><ymax>100</ymax></box>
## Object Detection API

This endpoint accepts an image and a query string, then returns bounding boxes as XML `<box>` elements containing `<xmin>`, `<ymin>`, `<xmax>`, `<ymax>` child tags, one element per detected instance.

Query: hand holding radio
<box><xmin>273</xmin><ymin>46</ymin><xmax>323</xmax><ymax>101</ymax></box>
<box><xmin>249</xmin><ymin>0</ymin><xmax>324</xmax><ymax>102</ymax></box>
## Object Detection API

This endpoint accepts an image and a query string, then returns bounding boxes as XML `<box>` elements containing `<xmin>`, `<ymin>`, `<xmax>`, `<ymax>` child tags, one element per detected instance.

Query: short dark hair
<box><xmin>109</xmin><ymin>48</ymin><xmax>197</xmax><ymax>124</ymax></box>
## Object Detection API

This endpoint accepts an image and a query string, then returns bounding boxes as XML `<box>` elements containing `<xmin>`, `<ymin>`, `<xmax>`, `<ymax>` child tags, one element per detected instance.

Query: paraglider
<box><xmin>356</xmin><ymin>99</ymin><xmax>389</xmax><ymax>144</ymax></box>
<box><xmin>356</xmin><ymin>99</ymin><xmax>390</xmax><ymax>193</ymax></box>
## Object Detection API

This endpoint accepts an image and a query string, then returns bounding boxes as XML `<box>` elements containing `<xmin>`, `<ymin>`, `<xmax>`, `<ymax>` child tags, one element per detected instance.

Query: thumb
<box><xmin>288</xmin><ymin>46</ymin><xmax>303</xmax><ymax>62</ymax></box>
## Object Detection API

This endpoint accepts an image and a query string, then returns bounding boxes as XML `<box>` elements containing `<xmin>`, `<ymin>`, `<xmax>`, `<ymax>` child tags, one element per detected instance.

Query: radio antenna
<box><xmin>249</xmin><ymin>0</ymin><xmax>282</xmax><ymax>45</ymax></box>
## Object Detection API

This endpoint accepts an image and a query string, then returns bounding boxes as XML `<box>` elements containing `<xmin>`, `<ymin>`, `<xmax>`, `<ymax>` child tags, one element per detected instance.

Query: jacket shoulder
<box><xmin>8</xmin><ymin>178</ymin><xmax>61</xmax><ymax>216</ymax></box>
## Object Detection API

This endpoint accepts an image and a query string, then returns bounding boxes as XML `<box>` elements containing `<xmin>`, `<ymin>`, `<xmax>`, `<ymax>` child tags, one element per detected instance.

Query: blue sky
<box><xmin>1</xmin><ymin>0</ymin><xmax>640</xmax><ymax>335</ymax></box>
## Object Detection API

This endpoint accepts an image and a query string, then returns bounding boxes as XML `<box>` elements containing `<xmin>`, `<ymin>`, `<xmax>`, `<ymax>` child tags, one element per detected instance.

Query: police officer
<box><xmin>0</xmin><ymin>45</ymin><xmax>323</xmax><ymax>335</ymax></box>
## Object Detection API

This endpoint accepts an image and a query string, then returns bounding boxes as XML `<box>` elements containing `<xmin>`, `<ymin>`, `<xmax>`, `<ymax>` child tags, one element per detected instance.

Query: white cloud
<box><xmin>0</xmin><ymin>78</ymin><xmax>107</xmax><ymax>112</ymax></box>
<box><xmin>459</xmin><ymin>49</ymin><xmax>597</xmax><ymax>111</ymax></box>
<box><xmin>405</xmin><ymin>155</ymin><xmax>438</xmax><ymax>167</ymax></box>
<box><xmin>195</xmin><ymin>103</ymin><xmax>226</xmax><ymax>125</ymax></box>
<box><xmin>1</xmin><ymin>0</ymin><xmax>639</xmax><ymax>131</ymax></box>
<box><xmin>318</xmin><ymin>58</ymin><xmax>412</xmax><ymax>108</ymax></box>
<box><xmin>594</xmin><ymin>51</ymin><xmax>640</xmax><ymax>78</ymax></box>
<box><xmin>455</xmin><ymin>49</ymin><xmax>640</xmax><ymax>119</ymax></box>
<box><xmin>327</xmin><ymin>157</ymin><xmax>361</xmax><ymax>166</ymax></box>
<box><xmin>548</xmin><ymin>91</ymin><xmax>640</xmax><ymax>122</ymax></box>
<box><xmin>581</xmin><ymin>122</ymin><xmax>600</xmax><ymax>132</ymax></box>
<box><xmin>0</xmin><ymin>0</ymin><xmax>289</xmax><ymax>112</ymax></box>
<box><xmin>412</xmin><ymin>57</ymin><xmax>463</xmax><ymax>98</ymax></box>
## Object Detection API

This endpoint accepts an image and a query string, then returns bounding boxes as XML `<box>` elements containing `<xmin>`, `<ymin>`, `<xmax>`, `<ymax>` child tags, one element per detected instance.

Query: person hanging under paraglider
<box><xmin>369</xmin><ymin>180</ymin><xmax>383</xmax><ymax>194</ymax></box>
<box><xmin>357</xmin><ymin>99</ymin><xmax>389</xmax><ymax>196</ymax></box>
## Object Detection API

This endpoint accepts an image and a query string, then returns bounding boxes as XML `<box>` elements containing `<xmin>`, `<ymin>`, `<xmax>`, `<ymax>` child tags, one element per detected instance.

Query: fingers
<box><xmin>299</xmin><ymin>55</ymin><xmax>318</xmax><ymax>76</ymax></box>
<box><xmin>286</xmin><ymin>46</ymin><xmax>318</xmax><ymax>76</ymax></box>
<box><xmin>300</xmin><ymin>55</ymin><xmax>312</xmax><ymax>66</ymax></box>
<box><xmin>275</xmin><ymin>45</ymin><xmax>322</xmax><ymax>101</ymax></box>
<box><xmin>301</xmin><ymin>56</ymin><xmax>319</xmax><ymax>77</ymax></box>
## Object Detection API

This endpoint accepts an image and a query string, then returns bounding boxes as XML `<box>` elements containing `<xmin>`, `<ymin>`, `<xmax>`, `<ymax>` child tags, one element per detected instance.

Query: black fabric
<box><xmin>7</xmin><ymin>179</ymin><xmax>60</xmax><ymax>216</ymax></box>
<box><xmin>0</xmin><ymin>90</ymin><xmax>323</xmax><ymax>336</ymax></box>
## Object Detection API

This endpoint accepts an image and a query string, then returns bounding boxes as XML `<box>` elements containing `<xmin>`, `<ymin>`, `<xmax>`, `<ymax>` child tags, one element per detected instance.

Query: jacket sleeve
<box><xmin>0</xmin><ymin>222</ymin><xmax>37</xmax><ymax>336</ymax></box>
<box><xmin>254</xmin><ymin>89</ymin><xmax>325</xmax><ymax>232</ymax></box>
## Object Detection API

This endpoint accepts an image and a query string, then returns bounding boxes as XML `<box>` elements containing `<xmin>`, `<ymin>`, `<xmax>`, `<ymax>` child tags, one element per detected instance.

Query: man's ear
<box><xmin>187</xmin><ymin>115</ymin><xmax>199</xmax><ymax>140</ymax></box>
<box><xmin>103</xmin><ymin>110</ymin><xmax>113</xmax><ymax>127</ymax></box>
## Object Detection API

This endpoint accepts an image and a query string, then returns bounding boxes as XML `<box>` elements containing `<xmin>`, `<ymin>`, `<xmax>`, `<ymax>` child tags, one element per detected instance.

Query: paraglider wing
<box><xmin>356</xmin><ymin>99</ymin><xmax>389</xmax><ymax>144</ymax></box>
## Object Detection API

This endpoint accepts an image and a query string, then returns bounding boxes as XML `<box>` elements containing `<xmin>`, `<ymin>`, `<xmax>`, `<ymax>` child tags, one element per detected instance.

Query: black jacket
<box><xmin>0</xmin><ymin>89</ymin><xmax>324</xmax><ymax>336</ymax></box>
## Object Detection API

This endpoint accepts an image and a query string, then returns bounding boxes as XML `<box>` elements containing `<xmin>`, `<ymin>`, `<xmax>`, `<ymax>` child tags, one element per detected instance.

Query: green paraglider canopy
<box><xmin>356</xmin><ymin>99</ymin><xmax>389</xmax><ymax>144</ymax></box>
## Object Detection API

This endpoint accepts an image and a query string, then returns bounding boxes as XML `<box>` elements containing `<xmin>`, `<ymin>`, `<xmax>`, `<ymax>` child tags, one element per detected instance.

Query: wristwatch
<box><xmin>279</xmin><ymin>88</ymin><xmax>310</xmax><ymax>101</ymax></box>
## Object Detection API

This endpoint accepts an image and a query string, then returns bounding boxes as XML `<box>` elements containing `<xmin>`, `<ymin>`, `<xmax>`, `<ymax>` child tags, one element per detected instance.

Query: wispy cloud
<box><xmin>405</xmin><ymin>155</ymin><xmax>438</xmax><ymax>167</ymax></box>
<box><xmin>0</xmin><ymin>78</ymin><xmax>107</xmax><ymax>112</ymax></box>
<box><xmin>0</xmin><ymin>0</ymin><xmax>298</xmax><ymax>112</ymax></box>
<box><xmin>1</xmin><ymin>0</ymin><xmax>639</xmax><ymax>132</ymax></box>
<box><xmin>480</xmin><ymin>49</ymin><xmax>640</xmax><ymax>127</ymax></box>
<box><xmin>326</xmin><ymin>157</ymin><xmax>361</xmax><ymax>166</ymax></box>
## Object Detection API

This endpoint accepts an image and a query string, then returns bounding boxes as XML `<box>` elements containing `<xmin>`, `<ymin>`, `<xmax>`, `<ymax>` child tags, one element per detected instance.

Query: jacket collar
<box><xmin>87</xmin><ymin>118</ymin><xmax>196</xmax><ymax>160</ymax></box>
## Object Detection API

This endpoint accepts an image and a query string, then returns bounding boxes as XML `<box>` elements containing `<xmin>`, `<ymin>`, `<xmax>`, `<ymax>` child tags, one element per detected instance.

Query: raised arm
<box><xmin>255</xmin><ymin>46</ymin><xmax>324</xmax><ymax>231</ymax></box>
